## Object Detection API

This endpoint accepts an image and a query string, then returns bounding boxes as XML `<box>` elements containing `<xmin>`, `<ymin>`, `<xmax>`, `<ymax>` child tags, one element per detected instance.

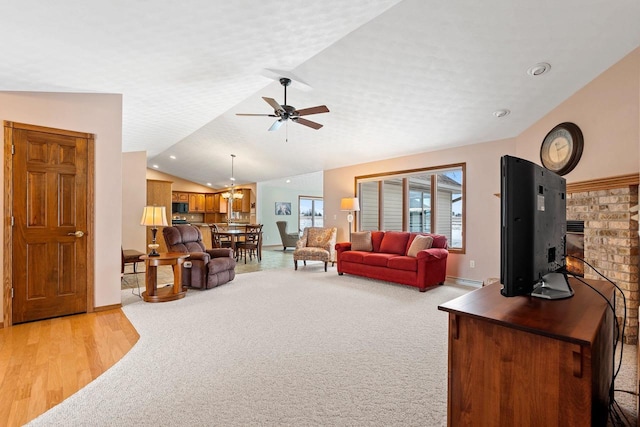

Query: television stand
<box><xmin>438</xmin><ymin>278</ymin><xmax>613</xmax><ymax>426</ymax></box>
<box><xmin>531</xmin><ymin>272</ymin><xmax>574</xmax><ymax>299</ymax></box>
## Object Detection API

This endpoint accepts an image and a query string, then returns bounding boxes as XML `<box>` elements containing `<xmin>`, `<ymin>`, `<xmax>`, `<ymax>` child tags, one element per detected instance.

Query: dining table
<box><xmin>214</xmin><ymin>229</ymin><xmax>262</xmax><ymax>261</ymax></box>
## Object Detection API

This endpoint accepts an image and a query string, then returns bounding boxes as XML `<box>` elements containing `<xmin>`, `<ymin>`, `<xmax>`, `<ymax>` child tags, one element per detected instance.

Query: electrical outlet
<box><xmin>470</xmin><ymin>260</ymin><xmax>475</xmax><ymax>268</ymax></box>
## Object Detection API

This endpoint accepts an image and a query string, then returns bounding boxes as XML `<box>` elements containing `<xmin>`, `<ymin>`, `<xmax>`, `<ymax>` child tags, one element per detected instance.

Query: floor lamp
<box><xmin>140</xmin><ymin>206</ymin><xmax>168</xmax><ymax>256</ymax></box>
<box><xmin>340</xmin><ymin>197</ymin><xmax>360</xmax><ymax>241</ymax></box>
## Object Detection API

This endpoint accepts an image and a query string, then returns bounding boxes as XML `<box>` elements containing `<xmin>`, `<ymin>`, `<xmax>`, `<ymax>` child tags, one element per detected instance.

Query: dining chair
<box><xmin>236</xmin><ymin>224</ymin><xmax>263</xmax><ymax>264</ymax></box>
<box><xmin>209</xmin><ymin>223</ymin><xmax>233</xmax><ymax>250</ymax></box>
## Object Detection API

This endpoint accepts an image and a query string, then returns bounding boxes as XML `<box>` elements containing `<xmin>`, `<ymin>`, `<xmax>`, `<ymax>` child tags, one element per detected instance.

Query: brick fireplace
<box><xmin>566</xmin><ymin>174</ymin><xmax>639</xmax><ymax>344</ymax></box>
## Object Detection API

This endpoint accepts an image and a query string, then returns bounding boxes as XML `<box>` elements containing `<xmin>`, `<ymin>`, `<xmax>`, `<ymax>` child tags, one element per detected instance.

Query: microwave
<box><xmin>172</xmin><ymin>202</ymin><xmax>189</xmax><ymax>213</ymax></box>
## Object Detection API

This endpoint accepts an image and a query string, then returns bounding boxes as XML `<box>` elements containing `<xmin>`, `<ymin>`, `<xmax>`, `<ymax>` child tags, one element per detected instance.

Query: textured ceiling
<box><xmin>1</xmin><ymin>0</ymin><xmax>639</xmax><ymax>189</ymax></box>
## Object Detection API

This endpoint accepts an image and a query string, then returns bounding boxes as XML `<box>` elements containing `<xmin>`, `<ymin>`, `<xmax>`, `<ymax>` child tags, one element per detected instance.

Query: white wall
<box><xmin>0</xmin><ymin>91</ymin><xmax>123</xmax><ymax>317</ymax></box>
<box><xmin>258</xmin><ymin>184</ymin><xmax>322</xmax><ymax>246</ymax></box>
<box><xmin>122</xmin><ymin>151</ymin><xmax>147</xmax><ymax>252</ymax></box>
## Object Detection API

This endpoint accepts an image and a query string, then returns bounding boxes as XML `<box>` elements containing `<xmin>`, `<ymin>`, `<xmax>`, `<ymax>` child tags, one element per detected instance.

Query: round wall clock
<box><xmin>540</xmin><ymin>122</ymin><xmax>584</xmax><ymax>176</ymax></box>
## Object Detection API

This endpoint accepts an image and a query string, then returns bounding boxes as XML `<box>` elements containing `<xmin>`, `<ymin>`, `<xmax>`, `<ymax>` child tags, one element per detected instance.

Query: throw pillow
<box><xmin>407</xmin><ymin>235</ymin><xmax>434</xmax><ymax>257</ymax></box>
<box><xmin>351</xmin><ymin>231</ymin><xmax>373</xmax><ymax>251</ymax></box>
<box><xmin>379</xmin><ymin>231</ymin><xmax>411</xmax><ymax>255</ymax></box>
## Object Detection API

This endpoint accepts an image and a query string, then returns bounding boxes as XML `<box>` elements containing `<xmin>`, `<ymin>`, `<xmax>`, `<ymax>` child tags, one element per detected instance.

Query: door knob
<box><xmin>67</xmin><ymin>231</ymin><xmax>85</xmax><ymax>237</ymax></box>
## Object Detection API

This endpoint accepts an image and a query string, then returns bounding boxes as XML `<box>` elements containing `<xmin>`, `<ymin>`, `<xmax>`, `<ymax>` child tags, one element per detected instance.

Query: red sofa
<box><xmin>335</xmin><ymin>231</ymin><xmax>448</xmax><ymax>292</ymax></box>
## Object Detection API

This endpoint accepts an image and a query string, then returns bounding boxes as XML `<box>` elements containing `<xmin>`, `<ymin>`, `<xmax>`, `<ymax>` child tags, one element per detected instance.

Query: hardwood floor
<box><xmin>0</xmin><ymin>246</ymin><xmax>293</xmax><ymax>426</ymax></box>
<box><xmin>0</xmin><ymin>309</ymin><xmax>139</xmax><ymax>427</ymax></box>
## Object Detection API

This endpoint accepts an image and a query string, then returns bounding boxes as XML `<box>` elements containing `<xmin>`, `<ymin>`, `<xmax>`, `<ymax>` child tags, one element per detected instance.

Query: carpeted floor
<box><xmin>29</xmin><ymin>268</ymin><xmax>637</xmax><ymax>426</ymax></box>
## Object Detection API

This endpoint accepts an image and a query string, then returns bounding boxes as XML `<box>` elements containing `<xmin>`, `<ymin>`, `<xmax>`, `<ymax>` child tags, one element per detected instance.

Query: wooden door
<box><xmin>9</xmin><ymin>123</ymin><xmax>91</xmax><ymax>324</ymax></box>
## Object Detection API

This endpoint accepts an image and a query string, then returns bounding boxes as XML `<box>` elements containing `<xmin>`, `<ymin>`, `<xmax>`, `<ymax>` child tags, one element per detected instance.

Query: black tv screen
<box><xmin>500</xmin><ymin>155</ymin><xmax>569</xmax><ymax>298</ymax></box>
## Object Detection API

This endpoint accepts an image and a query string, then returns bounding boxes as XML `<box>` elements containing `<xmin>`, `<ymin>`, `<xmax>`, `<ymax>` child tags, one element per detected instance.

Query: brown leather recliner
<box><xmin>162</xmin><ymin>225</ymin><xmax>236</xmax><ymax>289</ymax></box>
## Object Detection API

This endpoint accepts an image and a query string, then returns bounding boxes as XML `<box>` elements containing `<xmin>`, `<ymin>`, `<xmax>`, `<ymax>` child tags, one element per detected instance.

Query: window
<box><xmin>299</xmin><ymin>196</ymin><xmax>323</xmax><ymax>230</ymax></box>
<box><xmin>355</xmin><ymin>164</ymin><xmax>465</xmax><ymax>252</ymax></box>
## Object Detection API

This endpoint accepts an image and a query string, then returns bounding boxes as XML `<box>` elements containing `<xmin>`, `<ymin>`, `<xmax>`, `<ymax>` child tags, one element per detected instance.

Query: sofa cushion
<box><xmin>363</xmin><ymin>253</ymin><xmax>396</xmax><ymax>267</ymax></box>
<box><xmin>307</xmin><ymin>227</ymin><xmax>334</xmax><ymax>248</ymax></box>
<box><xmin>407</xmin><ymin>235</ymin><xmax>434</xmax><ymax>257</ymax></box>
<box><xmin>371</xmin><ymin>231</ymin><xmax>385</xmax><ymax>252</ymax></box>
<box><xmin>379</xmin><ymin>231</ymin><xmax>410</xmax><ymax>255</ymax></box>
<box><xmin>351</xmin><ymin>231</ymin><xmax>373</xmax><ymax>251</ymax></box>
<box><xmin>387</xmin><ymin>256</ymin><xmax>418</xmax><ymax>272</ymax></box>
<box><xmin>340</xmin><ymin>251</ymin><xmax>366</xmax><ymax>263</ymax></box>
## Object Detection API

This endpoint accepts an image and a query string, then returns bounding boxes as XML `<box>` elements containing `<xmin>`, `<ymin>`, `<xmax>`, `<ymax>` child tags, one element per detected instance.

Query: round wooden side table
<box><xmin>140</xmin><ymin>252</ymin><xmax>190</xmax><ymax>303</ymax></box>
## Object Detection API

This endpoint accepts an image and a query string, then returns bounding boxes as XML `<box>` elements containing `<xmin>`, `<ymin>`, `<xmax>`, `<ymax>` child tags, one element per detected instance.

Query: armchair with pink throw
<box><xmin>335</xmin><ymin>231</ymin><xmax>448</xmax><ymax>292</ymax></box>
<box><xmin>163</xmin><ymin>225</ymin><xmax>236</xmax><ymax>289</ymax></box>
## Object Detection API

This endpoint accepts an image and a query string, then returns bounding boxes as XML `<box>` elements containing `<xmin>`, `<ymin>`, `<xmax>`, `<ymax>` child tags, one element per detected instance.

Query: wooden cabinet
<box><xmin>205</xmin><ymin>193</ymin><xmax>218</xmax><ymax>213</ymax></box>
<box><xmin>146</xmin><ymin>180</ymin><xmax>172</xmax><ymax>254</ymax></box>
<box><xmin>188</xmin><ymin>193</ymin><xmax>205</xmax><ymax>212</ymax></box>
<box><xmin>172</xmin><ymin>192</ymin><xmax>188</xmax><ymax>203</ymax></box>
<box><xmin>232</xmin><ymin>189</ymin><xmax>251</xmax><ymax>213</ymax></box>
<box><xmin>438</xmin><ymin>279</ymin><xmax>613</xmax><ymax>427</ymax></box>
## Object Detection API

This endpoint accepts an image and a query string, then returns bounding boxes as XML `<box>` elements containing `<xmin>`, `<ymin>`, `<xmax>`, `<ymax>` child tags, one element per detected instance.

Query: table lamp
<box><xmin>140</xmin><ymin>206</ymin><xmax>168</xmax><ymax>256</ymax></box>
<box><xmin>340</xmin><ymin>197</ymin><xmax>360</xmax><ymax>241</ymax></box>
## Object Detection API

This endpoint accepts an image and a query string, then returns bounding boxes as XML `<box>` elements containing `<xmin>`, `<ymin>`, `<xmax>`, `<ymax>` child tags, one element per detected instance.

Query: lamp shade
<box><xmin>340</xmin><ymin>197</ymin><xmax>360</xmax><ymax>212</ymax></box>
<box><xmin>140</xmin><ymin>206</ymin><xmax>168</xmax><ymax>227</ymax></box>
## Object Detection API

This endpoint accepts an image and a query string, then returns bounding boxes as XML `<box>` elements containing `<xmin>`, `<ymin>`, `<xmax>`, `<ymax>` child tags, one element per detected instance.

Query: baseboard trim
<box><xmin>445</xmin><ymin>276</ymin><xmax>483</xmax><ymax>288</ymax></box>
<box><xmin>94</xmin><ymin>303</ymin><xmax>122</xmax><ymax>312</ymax></box>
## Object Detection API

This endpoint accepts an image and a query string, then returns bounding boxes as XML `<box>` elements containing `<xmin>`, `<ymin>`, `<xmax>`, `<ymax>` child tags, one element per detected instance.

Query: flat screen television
<box><xmin>500</xmin><ymin>155</ymin><xmax>573</xmax><ymax>299</ymax></box>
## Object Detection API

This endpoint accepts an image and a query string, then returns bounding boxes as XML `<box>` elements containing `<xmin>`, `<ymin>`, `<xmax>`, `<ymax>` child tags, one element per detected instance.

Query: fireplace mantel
<box><xmin>566</xmin><ymin>173</ymin><xmax>639</xmax><ymax>194</ymax></box>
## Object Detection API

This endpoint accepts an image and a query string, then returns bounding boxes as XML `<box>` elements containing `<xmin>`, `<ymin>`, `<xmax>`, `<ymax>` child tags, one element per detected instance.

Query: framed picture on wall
<box><xmin>275</xmin><ymin>202</ymin><xmax>291</xmax><ymax>215</ymax></box>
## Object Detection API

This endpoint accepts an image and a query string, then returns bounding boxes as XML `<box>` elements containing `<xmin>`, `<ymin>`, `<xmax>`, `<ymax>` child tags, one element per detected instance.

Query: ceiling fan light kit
<box><xmin>237</xmin><ymin>77</ymin><xmax>329</xmax><ymax>131</ymax></box>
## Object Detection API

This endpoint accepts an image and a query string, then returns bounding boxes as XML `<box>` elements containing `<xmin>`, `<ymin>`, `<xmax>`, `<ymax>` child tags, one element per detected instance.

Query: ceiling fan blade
<box><xmin>262</xmin><ymin>97</ymin><xmax>285</xmax><ymax>115</ymax></box>
<box><xmin>294</xmin><ymin>117</ymin><xmax>323</xmax><ymax>130</ymax></box>
<box><xmin>294</xmin><ymin>105</ymin><xmax>330</xmax><ymax>116</ymax></box>
<box><xmin>268</xmin><ymin>120</ymin><xmax>285</xmax><ymax>131</ymax></box>
<box><xmin>236</xmin><ymin>113</ymin><xmax>278</xmax><ymax>117</ymax></box>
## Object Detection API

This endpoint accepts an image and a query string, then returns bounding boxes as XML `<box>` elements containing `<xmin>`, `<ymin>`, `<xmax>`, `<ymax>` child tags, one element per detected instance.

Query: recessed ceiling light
<box><xmin>493</xmin><ymin>109</ymin><xmax>511</xmax><ymax>118</ymax></box>
<box><xmin>286</xmin><ymin>179</ymin><xmax>291</xmax><ymax>183</ymax></box>
<box><xmin>527</xmin><ymin>62</ymin><xmax>551</xmax><ymax>77</ymax></box>
<box><xmin>169</xmin><ymin>155</ymin><xmax>176</xmax><ymax>160</ymax></box>
<box><xmin>207</xmin><ymin>183</ymin><xmax>212</xmax><ymax>186</ymax></box>
<box><xmin>152</xmin><ymin>164</ymin><xmax>159</xmax><ymax>169</ymax></box>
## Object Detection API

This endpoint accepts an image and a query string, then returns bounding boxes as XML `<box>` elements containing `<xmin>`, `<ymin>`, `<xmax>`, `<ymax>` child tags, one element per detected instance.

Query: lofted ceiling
<box><xmin>1</xmin><ymin>0</ymin><xmax>639</xmax><ymax>189</ymax></box>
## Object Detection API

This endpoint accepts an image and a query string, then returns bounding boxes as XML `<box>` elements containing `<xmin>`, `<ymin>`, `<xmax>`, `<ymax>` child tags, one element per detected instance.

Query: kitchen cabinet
<box><xmin>172</xmin><ymin>192</ymin><xmax>189</xmax><ymax>203</ymax></box>
<box><xmin>205</xmin><ymin>193</ymin><xmax>218</xmax><ymax>213</ymax></box>
<box><xmin>188</xmin><ymin>193</ymin><xmax>206</xmax><ymax>212</ymax></box>
<box><xmin>241</xmin><ymin>189</ymin><xmax>251</xmax><ymax>212</ymax></box>
<box><xmin>231</xmin><ymin>189</ymin><xmax>251</xmax><ymax>213</ymax></box>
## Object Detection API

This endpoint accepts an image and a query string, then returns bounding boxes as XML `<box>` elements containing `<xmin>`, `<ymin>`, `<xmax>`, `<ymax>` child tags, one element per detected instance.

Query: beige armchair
<box><xmin>293</xmin><ymin>227</ymin><xmax>337</xmax><ymax>272</ymax></box>
<box><xmin>276</xmin><ymin>221</ymin><xmax>299</xmax><ymax>250</ymax></box>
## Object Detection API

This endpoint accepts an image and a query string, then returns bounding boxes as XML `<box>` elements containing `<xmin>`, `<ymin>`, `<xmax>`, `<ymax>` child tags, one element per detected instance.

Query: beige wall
<box><xmin>324</xmin><ymin>138</ymin><xmax>513</xmax><ymax>283</ymax></box>
<box><xmin>516</xmin><ymin>47</ymin><xmax>640</xmax><ymax>178</ymax></box>
<box><xmin>0</xmin><ymin>91</ymin><xmax>123</xmax><ymax>318</ymax></box>
<box><xmin>324</xmin><ymin>47</ymin><xmax>640</xmax><ymax>285</ymax></box>
<box><xmin>146</xmin><ymin>168</ymin><xmax>214</xmax><ymax>193</ymax></box>
<box><xmin>122</xmin><ymin>152</ymin><xmax>147</xmax><ymax>252</ymax></box>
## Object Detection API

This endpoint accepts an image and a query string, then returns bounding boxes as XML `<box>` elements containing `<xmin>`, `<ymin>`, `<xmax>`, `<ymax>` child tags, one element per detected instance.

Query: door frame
<box><xmin>3</xmin><ymin>121</ymin><xmax>95</xmax><ymax>328</ymax></box>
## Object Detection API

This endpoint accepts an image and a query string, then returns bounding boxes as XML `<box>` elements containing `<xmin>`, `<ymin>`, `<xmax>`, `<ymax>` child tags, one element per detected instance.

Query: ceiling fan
<box><xmin>236</xmin><ymin>78</ymin><xmax>329</xmax><ymax>131</ymax></box>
